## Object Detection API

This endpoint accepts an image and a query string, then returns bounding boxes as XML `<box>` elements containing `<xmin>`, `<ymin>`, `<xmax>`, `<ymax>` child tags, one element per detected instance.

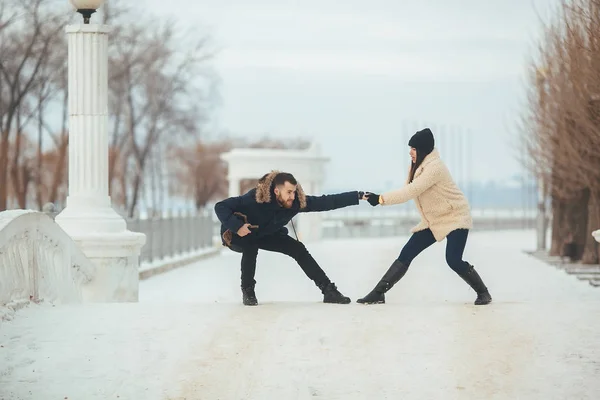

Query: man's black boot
<box><xmin>319</xmin><ymin>282</ymin><xmax>351</xmax><ymax>304</ymax></box>
<box><xmin>357</xmin><ymin>260</ymin><xmax>409</xmax><ymax>304</ymax></box>
<box><xmin>241</xmin><ymin>285</ymin><xmax>258</xmax><ymax>306</ymax></box>
<box><xmin>455</xmin><ymin>263</ymin><xmax>492</xmax><ymax>305</ymax></box>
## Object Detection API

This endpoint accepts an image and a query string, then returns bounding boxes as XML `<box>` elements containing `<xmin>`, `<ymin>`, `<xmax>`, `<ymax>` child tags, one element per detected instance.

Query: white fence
<box><xmin>320</xmin><ymin>207</ymin><xmax>539</xmax><ymax>239</ymax></box>
<box><xmin>126</xmin><ymin>210</ymin><xmax>215</xmax><ymax>264</ymax></box>
<box><xmin>43</xmin><ymin>205</ymin><xmax>217</xmax><ymax>266</ymax></box>
<box><xmin>42</xmin><ymin>204</ymin><xmax>539</xmax><ymax>264</ymax></box>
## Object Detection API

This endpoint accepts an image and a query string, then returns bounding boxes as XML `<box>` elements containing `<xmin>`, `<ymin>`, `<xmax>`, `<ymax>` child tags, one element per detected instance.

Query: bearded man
<box><xmin>214</xmin><ymin>170</ymin><xmax>368</xmax><ymax>305</ymax></box>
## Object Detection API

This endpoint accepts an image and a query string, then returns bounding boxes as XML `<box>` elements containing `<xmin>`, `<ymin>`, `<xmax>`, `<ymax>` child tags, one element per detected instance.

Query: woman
<box><xmin>359</xmin><ymin>128</ymin><xmax>492</xmax><ymax>305</ymax></box>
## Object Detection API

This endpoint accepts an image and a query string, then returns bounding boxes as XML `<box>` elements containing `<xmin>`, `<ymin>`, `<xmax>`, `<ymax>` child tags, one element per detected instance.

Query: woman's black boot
<box><xmin>456</xmin><ymin>263</ymin><xmax>492</xmax><ymax>305</ymax></box>
<box><xmin>357</xmin><ymin>260</ymin><xmax>409</xmax><ymax>304</ymax></box>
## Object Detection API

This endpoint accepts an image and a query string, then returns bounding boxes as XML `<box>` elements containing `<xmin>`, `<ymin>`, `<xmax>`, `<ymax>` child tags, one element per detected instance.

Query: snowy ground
<box><xmin>1</xmin><ymin>230</ymin><xmax>600</xmax><ymax>400</ymax></box>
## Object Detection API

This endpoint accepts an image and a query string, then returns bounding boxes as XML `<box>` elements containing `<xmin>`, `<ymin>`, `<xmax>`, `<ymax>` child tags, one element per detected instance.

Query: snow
<box><xmin>2</xmin><ymin>229</ymin><xmax>600</xmax><ymax>399</ymax></box>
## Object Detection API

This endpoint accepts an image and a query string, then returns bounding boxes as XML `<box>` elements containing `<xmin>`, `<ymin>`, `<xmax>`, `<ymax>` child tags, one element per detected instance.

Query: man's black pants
<box><xmin>229</xmin><ymin>233</ymin><xmax>330</xmax><ymax>289</ymax></box>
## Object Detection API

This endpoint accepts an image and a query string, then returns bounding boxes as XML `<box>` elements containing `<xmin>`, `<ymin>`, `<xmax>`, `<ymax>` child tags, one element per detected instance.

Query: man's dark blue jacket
<box><xmin>214</xmin><ymin>171</ymin><xmax>360</xmax><ymax>247</ymax></box>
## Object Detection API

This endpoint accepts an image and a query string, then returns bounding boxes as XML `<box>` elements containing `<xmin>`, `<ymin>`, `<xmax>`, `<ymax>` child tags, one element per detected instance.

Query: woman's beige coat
<box><xmin>381</xmin><ymin>149</ymin><xmax>472</xmax><ymax>241</ymax></box>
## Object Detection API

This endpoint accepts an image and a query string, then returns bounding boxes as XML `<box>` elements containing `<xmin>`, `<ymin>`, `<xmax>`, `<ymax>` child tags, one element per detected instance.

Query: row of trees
<box><xmin>0</xmin><ymin>0</ymin><xmax>304</xmax><ymax>217</ymax></box>
<box><xmin>521</xmin><ymin>0</ymin><xmax>600</xmax><ymax>263</ymax></box>
<box><xmin>1</xmin><ymin>0</ymin><xmax>213</xmax><ymax>215</ymax></box>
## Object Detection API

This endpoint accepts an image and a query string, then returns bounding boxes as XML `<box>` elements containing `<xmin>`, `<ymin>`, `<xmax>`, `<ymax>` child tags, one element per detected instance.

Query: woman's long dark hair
<box><xmin>408</xmin><ymin>150</ymin><xmax>426</xmax><ymax>183</ymax></box>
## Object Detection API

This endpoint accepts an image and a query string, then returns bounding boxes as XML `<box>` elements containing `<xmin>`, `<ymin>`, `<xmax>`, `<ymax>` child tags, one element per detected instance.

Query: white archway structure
<box><xmin>220</xmin><ymin>143</ymin><xmax>330</xmax><ymax>242</ymax></box>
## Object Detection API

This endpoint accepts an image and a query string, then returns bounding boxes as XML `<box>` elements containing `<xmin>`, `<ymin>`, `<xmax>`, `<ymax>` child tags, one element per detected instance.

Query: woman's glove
<box><xmin>365</xmin><ymin>192</ymin><xmax>381</xmax><ymax>206</ymax></box>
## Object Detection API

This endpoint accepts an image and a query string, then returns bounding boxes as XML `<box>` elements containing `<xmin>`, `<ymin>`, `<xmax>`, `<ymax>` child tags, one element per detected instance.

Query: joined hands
<box><xmin>365</xmin><ymin>192</ymin><xmax>380</xmax><ymax>206</ymax></box>
<box><xmin>359</xmin><ymin>191</ymin><xmax>380</xmax><ymax>206</ymax></box>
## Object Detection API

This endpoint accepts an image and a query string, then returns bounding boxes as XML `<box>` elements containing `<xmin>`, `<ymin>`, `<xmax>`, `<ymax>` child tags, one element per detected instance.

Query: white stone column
<box><xmin>55</xmin><ymin>24</ymin><xmax>146</xmax><ymax>302</ymax></box>
<box><xmin>297</xmin><ymin>180</ymin><xmax>325</xmax><ymax>243</ymax></box>
<box><xmin>311</xmin><ymin>181</ymin><xmax>324</xmax><ymax>241</ymax></box>
<box><xmin>296</xmin><ymin>181</ymin><xmax>311</xmax><ymax>242</ymax></box>
<box><xmin>229</xmin><ymin>177</ymin><xmax>240</xmax><ymax>197</ymax></box>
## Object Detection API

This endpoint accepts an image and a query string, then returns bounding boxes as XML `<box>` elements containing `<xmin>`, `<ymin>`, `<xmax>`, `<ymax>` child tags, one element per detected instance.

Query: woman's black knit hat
<box><xmin>408</xmin><ymin>128</ymin><xmax>435</xmax><ymax>155</ymax></box>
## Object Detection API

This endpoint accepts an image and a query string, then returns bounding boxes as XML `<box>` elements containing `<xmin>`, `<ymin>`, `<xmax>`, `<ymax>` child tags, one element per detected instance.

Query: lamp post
<box><xmin>56</xmin><ymin>0</ymin><xmax>146</xmax><ymax>302</ymax></box>
<box><xmin>535</xmin><ymin>67</ymin><xmax>549</xmax><ymax>251</ymax></box>
<box><xmin>589</xmin><ymin>94</ymin><xmax>600</xmax><ymax>246</ymax></box>
<box><xmin>69</xmin><ymin>0</ymin><xmax>101</xmax><ymax>23</ymax></box>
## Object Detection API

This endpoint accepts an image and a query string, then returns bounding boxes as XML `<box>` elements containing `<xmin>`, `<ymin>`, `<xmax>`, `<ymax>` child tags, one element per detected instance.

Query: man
<box><xmin>214</xmin><ymin>170</ymin><xmax>367</xmax><ymax>305</ymax></box>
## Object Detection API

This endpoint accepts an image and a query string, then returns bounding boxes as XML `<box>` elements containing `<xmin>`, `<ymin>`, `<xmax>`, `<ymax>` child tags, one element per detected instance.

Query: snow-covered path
<box><xmin>2</xmin><ymin>230</ymin><xmax>600</xmax><ymax>400</ymax></box>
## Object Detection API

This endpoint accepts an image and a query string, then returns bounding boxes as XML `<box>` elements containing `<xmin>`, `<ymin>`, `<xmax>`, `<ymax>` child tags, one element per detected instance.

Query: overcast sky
<box><xmin>140</xmin><ymin>0</ymin><xmax>558</xmax><ymax>192</ymax></box>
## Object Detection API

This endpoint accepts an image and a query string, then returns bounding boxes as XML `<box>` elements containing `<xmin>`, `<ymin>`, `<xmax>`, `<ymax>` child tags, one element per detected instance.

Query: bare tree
<box><xmin>112</xmin><ymin>20</ymin><xmax>215</xmax><ymax>217</ymax></box>
<box><xmin>168</xmin><ymin>140</ymin><xmax>230</xmax><ymax>210</ymax></box>
<box><xmin>1</xmin><ymin>0</ymin><xmax>219</xmax><ymax>216</ymax></box>
<box><xmin>520</xmin><ymin>0</ymin><xmax>600</xmax><ymax>263</ymax></box>
<box><xmin>31</xmin><ymin>20</ymin><xmax>67</xmax><ymax>208</ymax></box>
<box><xmin>0</xmin><ymin>0</ymin><xmax>67</xmax><ymax>210</ymax></box>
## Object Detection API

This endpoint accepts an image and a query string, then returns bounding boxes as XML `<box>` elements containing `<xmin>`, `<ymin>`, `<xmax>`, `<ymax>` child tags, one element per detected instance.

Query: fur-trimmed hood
<box><xmin>255</xmin><ymin>170</ymin><xmax>307</xmax><ymax>209</ymax></box>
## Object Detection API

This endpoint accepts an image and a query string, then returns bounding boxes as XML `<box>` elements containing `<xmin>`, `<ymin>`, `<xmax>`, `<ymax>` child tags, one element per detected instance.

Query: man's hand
<box><xmin>237</xmin><ymin>223</ymin><xmax>253</xmax><ymax>237</ymax></box>
<box><xmin>365</xmin><ymin>192</ymin><xmax>381</xmax><ymax>206</ymax></box>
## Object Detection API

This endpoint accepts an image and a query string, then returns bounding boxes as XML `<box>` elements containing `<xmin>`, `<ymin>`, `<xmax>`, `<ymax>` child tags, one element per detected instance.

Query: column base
<box><xmin>55</xmin><ymin>200</ymin><xmax>127</xmax><ymax>235</ymax></box>
<box><xmin>56</xmin><ymin>201</ymin><xmax>146</xmax><ymax>302</ymax></box>
<box><xmin>76</xmin><ymin>231</ymin><xmax>146</xmax><ymax>302</ymax></box>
